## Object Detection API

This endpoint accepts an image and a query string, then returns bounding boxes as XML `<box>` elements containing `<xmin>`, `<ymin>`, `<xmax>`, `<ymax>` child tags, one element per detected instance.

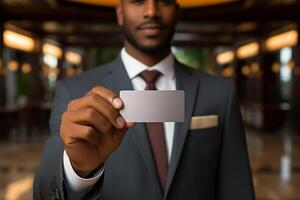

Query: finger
<box><xmin>112</xmin><ymin>127</ymin><xmax>128</xmax><ymax>142</ymax></box>
<box><xmin>112</xmin><ymin>120</ymin><xmax>135</xmax><ymax>141</ymax></box>
<box><xmin>112</xmin><ymin>97</ymin><xmax>124</xmax><ymax>110</ymax></box>
<box><xmin>125</xmin><ymin>122</ymin><xmax>135</xmax><ymax>128</ymax></box>
<box><xmin>88</xmin><ymin>86</ymin><xmax>124</xmax><ymax>110</ymax></box>
<box><xmin>61</xmin><ymin>120</ymin><xmax>101</xmax><ymax>146</ymax></box>
<box><xmin>63</xmin><ymin>109</ymin><xmax>115</xmax><ymax>136</ymax></box>
<box><xmin>67</xmin><ymin>94</ymin><xmax>125</xmax><ymax>129</ymax></box>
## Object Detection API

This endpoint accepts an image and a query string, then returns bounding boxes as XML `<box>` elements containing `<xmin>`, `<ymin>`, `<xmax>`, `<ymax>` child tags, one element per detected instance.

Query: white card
<box><xmin>120</xmin><ymin>90</ymin><xmax>185</xmax><ymax>122</ymax></box>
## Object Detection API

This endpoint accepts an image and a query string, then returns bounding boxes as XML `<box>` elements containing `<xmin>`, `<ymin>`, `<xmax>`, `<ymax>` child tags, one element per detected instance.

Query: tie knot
<box><xmin>139</xmin><ymin>70</ymin><xmax>162</xmax><ymax>90</ymax></box>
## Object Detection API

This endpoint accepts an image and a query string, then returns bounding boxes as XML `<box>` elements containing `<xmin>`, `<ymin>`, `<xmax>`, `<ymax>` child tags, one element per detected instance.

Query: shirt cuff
<box><xmin>63</xmin><ymin>150</ymin><xmax>104</xmax><ymax>192</ymax></box>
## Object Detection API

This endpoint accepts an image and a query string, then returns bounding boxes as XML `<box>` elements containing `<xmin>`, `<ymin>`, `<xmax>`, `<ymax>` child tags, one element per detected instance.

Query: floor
<box><xmin>0</xmin><ymin>128</ymin><xmax>299</xmax><ymax>200</ymax></box>
<box><xmin>247</xmin><ymin>128</ymin><xmax>300</xmax><ymax>199</ymax></box>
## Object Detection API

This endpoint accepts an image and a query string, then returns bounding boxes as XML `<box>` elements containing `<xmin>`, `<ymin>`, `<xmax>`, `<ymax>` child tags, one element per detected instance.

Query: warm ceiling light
<box><xmin>217</xmin><ymin>50</ymin><xmax>234</xmax><ymax>65</ymax></box>
<box><xmin>66</xmin><ymin>51</ymin><xmax>82</xmax><ymax>65</ymax></box>
<box><xmin>8</xmin><ymin>60</ymin><xmax>19</xmax><ymax>72</ymax></box>
<box><xmin>67</xmin><ymin>67</ymin><xmax>77</xmax><ymax>77</ymax></box>
<box><xmin>266</xmin><ymin>30</ymin><xmax>298</xmax><ymax>51</ymax></box>
<box><xmin>222</xmin><ymin>66</ymin><xmax>235</xmax><ymax>77</ymax></box>
<box><xmin>288</xmin><ymin>60</ymin><xmax>295</xmax><ymax>70</ymax></box>
<box><xmin>237</xmin><ymin>42</ymin><xmax>259</xmax><ymax>59</ymax></box>
<box><xmin>241</xmin><ymin>65</ymin><xmax>250</xmax><ymax>76</ymax></box>
<box><xmin>272</xmin><ymin>62</ymin><xmax>280</xmax><ymax>74</ymax></box>
<box><xmin>179</xmin><ymin>0</ymin><xmax>237</xmax><ymax>7</ymax></box>
<box><xmin>250</xmin><ymin>62</ymin><xmax>260</xmax><ymax>74</ymax></box>
<box><xmin>43</xmin><ymin>43</ymin><xmax>63</xmax><ymax>58</ymax></box>
<box><xmin>67</xmin><ymin>0</ymin><xmax>237</xmax><ymax>8</ymax></box>
<box><xmin>49</xmin><ymin>68</ymin><xmax>60</xmax><ymax>77</ymax></box>
<box><xmin>21</xmin><ymin>63</ymin><xmax>32</xmax><ymax>74</ymax></box>
<box><xmin>4</xmin><ymin>30</ymin><xmax>35</xmax><ymax>52</ymax></box>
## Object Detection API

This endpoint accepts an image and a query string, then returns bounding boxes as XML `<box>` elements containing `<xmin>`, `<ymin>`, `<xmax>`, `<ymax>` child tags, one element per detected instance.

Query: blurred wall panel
<box><xmin>0</xmin><ymin>21</ymin><xmax>5</xmax><ymax>105</ymax></box>
<box><xmin>292</xmin><ymin>39</ymin><xmax>300</xmax><ymax>134</ymax></box>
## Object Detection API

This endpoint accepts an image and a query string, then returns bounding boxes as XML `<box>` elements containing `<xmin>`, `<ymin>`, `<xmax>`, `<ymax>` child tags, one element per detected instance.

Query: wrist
<box><xmin>71</xmin><ymin>161</ymin><xmax>105</xmax><ymax>178</ymax></box>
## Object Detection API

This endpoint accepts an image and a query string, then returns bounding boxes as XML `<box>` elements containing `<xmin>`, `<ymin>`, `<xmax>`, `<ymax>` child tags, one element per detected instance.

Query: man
<box><xmin>34</xmin><ymin>0</ymin><xmax>255</xmax><ymax>199</ymax></box>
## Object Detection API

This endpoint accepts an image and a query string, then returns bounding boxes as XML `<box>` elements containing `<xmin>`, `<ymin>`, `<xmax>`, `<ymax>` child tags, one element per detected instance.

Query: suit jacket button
<box><xmin>54</xmin><ymin>188</ymin><xmax>60</xmax><ymax>199</ymax></box>
<box><xmin>49</xmin><ymin>191</ymin><xmax>54</xmax><ymax>200</ymax></box>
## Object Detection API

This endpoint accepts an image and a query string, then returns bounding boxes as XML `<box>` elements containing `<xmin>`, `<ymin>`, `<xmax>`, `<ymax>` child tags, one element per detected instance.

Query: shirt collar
<box><xmin>120</xmin><ymin>48</ymin><xmax>175</xmax><ymax>80</ymax></box>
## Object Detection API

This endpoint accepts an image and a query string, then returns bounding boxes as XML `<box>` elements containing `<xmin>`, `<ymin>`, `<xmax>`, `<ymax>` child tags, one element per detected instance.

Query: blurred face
<box><xmin>117</xmin><ymin>0</ymin><xmax>179</xmax><ymax>54</ymax></box>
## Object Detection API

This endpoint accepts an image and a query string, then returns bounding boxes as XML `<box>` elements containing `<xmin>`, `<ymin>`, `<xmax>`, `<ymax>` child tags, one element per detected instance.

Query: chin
<box><xmin>138</xmin><ymin>45</ymin><xmax>169</xmax><ymax>55</ymax></box>
<box><xmin>124</xmin><ymin>30</ymin><xmax>171</xmax><ymax>54</ymax></box>
<box><xmin>137</xmin><ymin>41</ymin><xmax>170</xmax><ymax>54</ymax></box>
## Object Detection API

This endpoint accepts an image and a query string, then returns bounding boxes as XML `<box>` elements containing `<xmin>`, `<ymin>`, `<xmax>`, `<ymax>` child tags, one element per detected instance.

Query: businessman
<box><xmin>34</xmin><ymin>0</ymin><xmax>255</xmax><ymax>199</ymax></box>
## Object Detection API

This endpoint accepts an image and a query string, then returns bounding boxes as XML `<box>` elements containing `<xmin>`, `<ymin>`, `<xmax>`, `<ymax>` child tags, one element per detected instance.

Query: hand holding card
<box><xmin>120</xmin><ymin>90</ymin><xmax>185</xmax><ymax>122</ymax></box>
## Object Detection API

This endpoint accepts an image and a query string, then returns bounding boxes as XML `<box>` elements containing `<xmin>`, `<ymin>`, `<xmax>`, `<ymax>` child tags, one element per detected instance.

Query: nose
<box><xmin>143</xmin><ymin>0</ymin><xmax>160</xmax><ymax>19</ymax></box>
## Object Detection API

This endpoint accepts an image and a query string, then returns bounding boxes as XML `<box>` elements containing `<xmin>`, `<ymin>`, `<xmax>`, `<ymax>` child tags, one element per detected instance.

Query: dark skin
<box><xmin>117</xmin><ymin>0</ymin><xmax>179</xmax><ymax>65</ymax></box>
<box><xmin>60</xmin><ymin>0</ymin><xmax>179</xmax><ymax>177</ymax></box>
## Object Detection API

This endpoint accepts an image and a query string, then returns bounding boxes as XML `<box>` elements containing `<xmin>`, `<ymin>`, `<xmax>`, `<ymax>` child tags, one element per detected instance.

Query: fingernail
<box><xmin>117</xmin><ymin>116</ymin><xmax>125</xmax><ymax>128</ymax></box>
<box><xmin>113</xmin><ymin>98</ymin><xmax>123</xmax><ymax>108</ymax></box>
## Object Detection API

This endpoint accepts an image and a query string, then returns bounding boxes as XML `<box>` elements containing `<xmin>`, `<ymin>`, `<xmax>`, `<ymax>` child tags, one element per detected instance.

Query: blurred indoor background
<box><xmin>1</xmin><ymin>0</ymin><xmax>300</xmax><ymax>199</ymax></box>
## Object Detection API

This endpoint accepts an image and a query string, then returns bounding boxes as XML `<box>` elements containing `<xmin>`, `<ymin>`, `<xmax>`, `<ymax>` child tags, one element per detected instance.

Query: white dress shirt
<box><xmin>63</xmin><ymin>48</ymin><xmax>176</xmax><ymax>192</ymax></box>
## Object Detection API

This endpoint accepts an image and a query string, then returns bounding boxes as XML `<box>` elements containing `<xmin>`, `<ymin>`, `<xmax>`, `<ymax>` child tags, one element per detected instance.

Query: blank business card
<box><xmin>120</xmin><ymin>90</ymin><xmax>185</xmax><ymax>122</ymax></box>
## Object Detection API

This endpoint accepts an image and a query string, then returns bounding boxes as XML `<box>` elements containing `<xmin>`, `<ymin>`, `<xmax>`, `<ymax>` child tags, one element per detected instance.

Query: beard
<box><xmin>122</xmin><ymin>22</ymin><xmax>175</xmax><ymax>55</ymax></box>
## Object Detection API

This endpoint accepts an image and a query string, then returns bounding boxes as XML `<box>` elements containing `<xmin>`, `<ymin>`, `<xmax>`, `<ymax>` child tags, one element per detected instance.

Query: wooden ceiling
<box><xmin>1</xmin><ymin>0</ymin><xmax>299</xmax><ymax>48</ymax></box>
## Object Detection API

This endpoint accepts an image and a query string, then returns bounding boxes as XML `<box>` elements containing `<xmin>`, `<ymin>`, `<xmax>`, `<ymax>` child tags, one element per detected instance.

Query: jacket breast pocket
<box><xmin>189</xmin><ymin>126</ymin><xmax>218</xmax><ymax>137</ymax></box>
<box><xmin>189</xmin><ymin>115</ymin><xmax>218</xmax><ymax>130</ymax></box>
<box><xmin>186</xmin><ymin>127</ymin><xmax>220</xmax><ymax>165</ymax></box>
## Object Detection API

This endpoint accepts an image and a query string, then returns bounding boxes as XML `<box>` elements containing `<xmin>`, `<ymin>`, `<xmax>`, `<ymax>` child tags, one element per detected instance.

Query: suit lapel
<box><xmin>104</xmin><ymin>56</ymin><xmax>133</xmax><ymax>92</ymax></box>
<box><xmin>106</xmin><ymin>56</ymin><xmax>199</xmax><ymax>197</ymax></box>
<box><xmin>164</xmin><ymin>61</ymin><xmax>199</xmax><ymax>198</ymax></box>
<box><xmin>106</xmin><ymin>56</ymin><xmax>162</xmax><ymax>195</ymax></box>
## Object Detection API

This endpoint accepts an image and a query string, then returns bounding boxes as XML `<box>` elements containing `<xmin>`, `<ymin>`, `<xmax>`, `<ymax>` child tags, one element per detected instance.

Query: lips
<box><xmin>138</xmin><ymin>23</ymin><xmax>164</xmax><ymax>36</ymax></box>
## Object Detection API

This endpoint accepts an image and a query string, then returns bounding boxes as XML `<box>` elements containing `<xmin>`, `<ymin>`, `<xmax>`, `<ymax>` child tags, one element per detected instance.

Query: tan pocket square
<box><xmin>189</xmin><ymin>115</ymin><xmax>219</xmax><ymax>130</ymax></box>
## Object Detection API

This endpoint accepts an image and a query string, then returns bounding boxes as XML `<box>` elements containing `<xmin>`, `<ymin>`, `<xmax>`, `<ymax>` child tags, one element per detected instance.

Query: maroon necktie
<box><xmin>139</xmin><ymin>70</ymin><xmax>168</xmax><ymax>191</ymax></box>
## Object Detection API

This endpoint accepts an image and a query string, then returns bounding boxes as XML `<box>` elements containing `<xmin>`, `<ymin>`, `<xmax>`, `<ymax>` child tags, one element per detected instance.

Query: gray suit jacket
<box><xmin>34</xmin><ymin>55</ymin><xmax>255</xmax><ymax>200</ymax></box>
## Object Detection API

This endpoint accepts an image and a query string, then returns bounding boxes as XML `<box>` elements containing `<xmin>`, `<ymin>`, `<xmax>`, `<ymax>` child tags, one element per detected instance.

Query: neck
<box><xmin>124</xmin><ymin>41</ymin><xmax>171</xmax><ymax>67</ymax></box>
